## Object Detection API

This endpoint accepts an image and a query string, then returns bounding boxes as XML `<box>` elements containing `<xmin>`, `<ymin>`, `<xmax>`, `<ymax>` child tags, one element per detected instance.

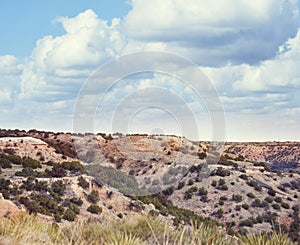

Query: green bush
<box><xmin>240</xmin><ymin>219</ymin><xmax>254</xmax><ymax>227</ymax></box>
<box><xmin>268</xmin><ymin>188</ymin><xmax>276</xmax><ymax>197</ymax></box>
<box><xmin>70</xmin><ymin>197</ymin><xmax>83</xmax><ymax>206</ymax></box>
<box><xmin>162</xmin><ymin>186</ymin><xmax>175</xmax><ymax>196</ymax></box>
<box><xmin>22</xmin><ymin>157</ymin><xmax>41</xmax><ymax>169</ymax></box>
<box><xmin>50</xmin><ymin>180</ymin><xmax>66</xmax><ymax>196</ymax></box>
<box><xmin>15</xmin><ymin>167</ymin><xmax>48</xmax><ymax>178</ymax></box>
<box><xmin>264</xmin><ymin>197</ymin><xmax>273</xmax><ymax>203</ymax></box>
<box><xmin>177</xmin><ymin>181</ymin><xmax>185</xmax><ymax>190</ymax></box>
<box><xmin>219</xmin><ymin>184</ymin><xmax>228</xmax><ymax>191</ymax></box>
<box><xmin>216</xmin><ymin>209</ymin><xmax>223</xmax><ymax>218</ymax></box>
<box><xmin>87</xmin><ymin>204</ymin><xmax>102</xmax><ymax>214</ymax></box>
<box><xmin>87</xmin><ymin>190</ymin><xmax>100</xmax><ymax>203</ymax></box>
<box><xmin>232</xmin><ymin>194</ymin><xmax>243</xmax><ymax>202</ymax></box>
<box><xmin>46</xmin><ymin>165</ymin><xmax>67</xmax><ymax>178</ymax></box>
<box><xmin>198</xmin><ymin>187</ymin><xmax>208</xmax><ymax>196</ymax></box>
<box><xmin>211</xmin><ymin>167</ymin><xmax>230</xmax><ymax>177</ymax></box>
<box><xmin>242</xmin><ymin>203</ymin><xmax>249</xmax><ymax>210</ymax></box>
<box><xmin>200</xmin><ymin>195</ymin><xmax>208</xmax><ymax>202</ymax></box>
<box><xmin>247</xmin><ymin>192</ymin><xmax>255</xmax><ymax>199</ymax></box>
<box><xmin>0</xmin><ymin>158</ymin><xmax>12</xmax><ymax>168</ymax></box>
<box><xmin>219</xmin><ymin>179</ymin><xmax>225</xmax><ymax>185</ymax></box>
<box><xmin>256</xmin><ymin>215</ymin><xmax>263</xmax><ymax>223</ymax></box>
<box><xmin>54</xmin><ymin>213</ymin><xmax>62</xmax><ymax>222</ymax></box>
<box><xmin>198</xmin><ymin>152</ymin><xmax>207</xmax><ymax>159</ymax></box>
<box><xmin>211</xmin><ymin>180</ymin><xmax>217</xmax><ymax>187</ymax></box>
<box><xmin>281</xmin><ymin>202</ymin><xmax>290</xmax><ymax>209</ymax></box>
<box><xmin>272</xmin><ymin>203</ymin><xmax>281</xmax><ymax>210</ymax></box>
<box><xmin>63</xmin><ymin>209</ymin><xmax>76</xmax><ymax>221</ymax></box>
<box><xmin>251</xmin><ymin>199</ymin><xmax>268</xmax><ymax>208</ymax></box>
<box><xmin>78</xmin><ymin>176</ymin><xmax>89</xmax><ymax>189</ymax></box>
<box><xmin>184</xmin><ymin>190</ymin><xmax>193</xmax><ymax>200</ymax></box>
<box><xmin>239</xmin><ymin>174</ymin><xmax>248</xmax><ymax>180</ymax></box>
<box><xmin>61</xmin><ymin>161</ymin><xmax>85</xmax><ymax>174</ymax></box>
<box><xmin>188</xmin><ymin>179</ymin><xmax>194</xmax><ymax>186</ymax></box>
<box><xmin>235</xmin><ymin>205</ymin><xmax>241</xmax><ymax>211</ymax></box>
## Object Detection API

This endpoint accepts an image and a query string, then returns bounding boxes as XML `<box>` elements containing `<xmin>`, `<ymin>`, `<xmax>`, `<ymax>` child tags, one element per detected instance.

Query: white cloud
<box><xmin>30</xmin><ymin>10</ymin><xmax>125</xmax><ymax>75</ymax></box>
<box><xmin>125</xmin><ymin>0</ymin><xmax>299</xmax><ymax>65</ymax></box>
<box><xmin>0</xmin><ymin>3</ymin><xmax>299</xmax><ymax>140</ymax></box>
<box><xmin>0</xmin><ymin>55</ymin><xmax>21</xmax><ymax>75</ymax></box>
<box><xmin>0</xmin><ymin>55</ymin><xmax>21</xmax><ymax>110</ymax></box>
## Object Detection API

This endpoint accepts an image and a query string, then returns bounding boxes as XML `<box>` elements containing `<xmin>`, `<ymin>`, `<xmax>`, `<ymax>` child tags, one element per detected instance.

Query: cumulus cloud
<box><xmin>125</xmin><ymin>0</ymin><xmax>299</xmax><ymax>65</ymax></box>
<box><xmin>0</xmin><ymin>55</ymin><xmax>21</xmax><ymax>109</ymax></box>
<box><xmin>0</xmin><ymin>3</ymin><xmax>299</xmax><ymax>140</ymax></box>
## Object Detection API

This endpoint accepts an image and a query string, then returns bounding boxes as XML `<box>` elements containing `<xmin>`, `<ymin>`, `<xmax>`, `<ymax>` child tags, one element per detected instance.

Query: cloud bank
<box><xmin>0</xmin><ymin>1</ymin><xmax>300</xmax><ymax>141</ymax></box>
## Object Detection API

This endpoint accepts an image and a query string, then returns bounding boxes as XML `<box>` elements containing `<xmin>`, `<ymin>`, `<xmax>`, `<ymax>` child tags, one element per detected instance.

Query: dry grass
<box><xmin>0</xmin><ymin>214</ymin><xmax>296</xmax><ymax>245</ymax></box>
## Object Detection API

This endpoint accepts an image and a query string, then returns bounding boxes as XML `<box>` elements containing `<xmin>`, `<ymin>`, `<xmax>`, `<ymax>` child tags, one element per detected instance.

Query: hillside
<box><xmin>0</xmin><ymin>129</ymin><xmax>299</xmax><ymax>243</ymax></box>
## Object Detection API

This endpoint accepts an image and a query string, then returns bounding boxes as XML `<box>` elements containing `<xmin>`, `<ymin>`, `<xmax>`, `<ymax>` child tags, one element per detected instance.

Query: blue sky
<box><xmin>0</xmin><ymin>1</ymin><xmax>131</xmax><ymax>58</ymax></box>
<box><xmin>0</xmin><ymin>0</ymin><xmax>300</xmax><ymax>141</ymax></box>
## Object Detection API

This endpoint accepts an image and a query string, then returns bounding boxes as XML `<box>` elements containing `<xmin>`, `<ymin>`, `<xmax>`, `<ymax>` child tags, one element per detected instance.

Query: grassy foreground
<box><xmin>0</xmin><ymin>214</ymin><xmax>296</xmax><ymax>245</ymax></box>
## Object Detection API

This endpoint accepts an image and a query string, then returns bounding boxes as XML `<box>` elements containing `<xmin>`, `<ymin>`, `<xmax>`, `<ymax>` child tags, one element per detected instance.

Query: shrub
<box><xmin>54</xmin><ymin>213</ymin><xmax>62</xmax><ymax>222</ymax></box>
<box><xmin>63</xmin><ymin>209</ymin><xmax>76</xmax><ymax>221</ymax></box>
<box><xmin>0</xmin><ymin>158</ymin><xmax>12</xmax><ymax>168</ymax></box>
<box><xmin>272</xmin><ymin>203</ymin><xmax>281</xmax><ymax>210</ymax></box>
<box><xmin>15</xmin><ymin>167</ymin><xmax>47</xmax><ymax>178</ymax></box>
<box><xmin>240</xmin><ymin>219</ymin><xmax>254</xmax><ymax>227</ymax></box>
<box><xmin>46</xmin><ymin>165</ymin><xmax>67</xmax><ymax>178</ymax></box>
<box><xmin>232</xmin><ymin>194</ymin><xmax>243</xmax><ymax>203</ymax></box>
<box><xmin>268</xmin><ymin>188</ymin><xmax>276</xmax><ymax>197</ymax></box>
<box><xmin>217</xmin><ymin>208</ymin><xmax>223</xmax><ymax>218</ymax></box>
<box><xmin>200</xmin><ymin>195</ymin><xmax>208</xmax><ymax>202</ymax></box>
<box><xmin>212</xmin><ymin>167</ymin><xmax>230</xmax><ymax>177</ymax></box>
<box><xmin>219</xmin><ymin>185</ymin><xmax>228</xmax><ymax>191</ymax></box>
<box><xmin>242</xmin><ymin>204</ymin><xmax>249</xmax><ymax>210</ymax></box>
<box><xmin>211</xmin><ymin>180</ymin><xmax>217</xmax><ymax>187</ymax></box>
<box><xmin>220</xmin><ymin>196</ymin><xmax>227</xmax><ymax>201</ymax></box>
<box><xmin>251</xmin><ymin>199</ymin><xmax>268</xmax><ymax>208</ymax></box>
<box><xmin>22</xmin><ymin>157</ymin><xmax>41</xmax><ymax>169</ymax></box>
<box><xmin>256</xmin><ymin>216</ymin><xmax>263</xmax><ymax>223</ymax></box>
<box><xmin>177</xmin><ymin>181</ymin><xmax>185</xmax><ymax>190</ymax></box>
<box><xmin>198</xmin><ymin>152</ymin><xmax>207</xmax><ymax>159</ymax></box>
<box><xmin>198</xmin><ymin>187</ymin><xmax>208</xmax><ymax>196</ymax></box>
<box><xmin>247</xmin><ymin>180</ymin><xmax>258</xmax><ymax>188</ymax></box>
<box><xmin>51</xmin><ymin>180</ymin><xmax>66</xmax><ymax>196</ymax></box>
<box><xmin>188</xmin><ymin>179</ymin><xmax>194</xmax><ymax>186</ymax></box>
<box><xmin>219</xmin><ymin>199</ymin><xmax>224</xmax><ymax>206</ymax></box>
<box><xmin>274</xmin><ymin>197</ymin><xmax>282</xmax><ymax>203</ymax></box>
<box><xmin>219</xmin><ymin>179</ymin><xmax>225</xmax><ymax>185</ymax></box>
<box><xmin>61</xmin><ymin>161</ymin><xmax>85</xmax><ymax>174</ymax></box>
<box><xmin>264</xmin><ymin>197</ymin><xmax>273</xmax><ymax>203</ymax></box>
<box><xmin>70</xmin><ymin>197</ymin><xmax>83</xmax><ymax>206</ymax></box>
<box><xmin>184</xmin><ymin>190</ymin><xmax>193</xmax><ymax>200</ymax></box>
<box><xmin>239</xmin><ymin>174</ymin><xmax>248</xmax><ymax>180</ymax></box>
<box><xmin>235</xmin><ymin>205</ymin><xmax>241</xmax><ymax>211</ymax></box>
<box><xmin>247</xmin><ymin>192</ymin><xmax>255</xmax><ymax>199</ymax></box>
<box><xmin>281</xmin><ymin>202</ymin><xmax>290</xmax><ymax>209</ymax></box>
<box><xmin>1</xmin><ymin>154</ymin><xmax>22</xmax><ymax>165</ymax></box>
<box><xmin>87</xmin><ymin>190</ymin><xmax>100</xmax><ymax>204</ymax></box>
<box><xmin>78</xmin><ymin>176</ymin><xmax>89</xmax><ymax>189</ymax></box>
<box><xmin>87</xmin><ymin>205</ymin><xmax>102</xmax><ymax>214</ymax></box>
<box><xmin>162</xmin><ymin>186</ymin><xmax>174</xmax><ymax>196</ymax></box>
<box><xmin>255</xmin><ymin>185</ymin><xmax>262</xmax><ymax>191</ymax></box>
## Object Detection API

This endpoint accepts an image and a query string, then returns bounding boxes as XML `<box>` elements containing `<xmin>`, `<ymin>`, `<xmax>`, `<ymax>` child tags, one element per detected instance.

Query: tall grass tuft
<box><xmin>239</xmin><ymin>232</ymin><xmax>294</xmax><ymax>245</ymax></box>
<box><xmin>0</xmin><ymin>213</ymin><xmax>296</xmax><ymax>245</ymax></box>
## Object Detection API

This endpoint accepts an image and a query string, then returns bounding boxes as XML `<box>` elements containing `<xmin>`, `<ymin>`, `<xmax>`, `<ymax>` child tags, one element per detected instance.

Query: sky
<box><xmin>0</xmin><ymin>0</ymin><xmax>300</xmax><ymax>142</ymax></box>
